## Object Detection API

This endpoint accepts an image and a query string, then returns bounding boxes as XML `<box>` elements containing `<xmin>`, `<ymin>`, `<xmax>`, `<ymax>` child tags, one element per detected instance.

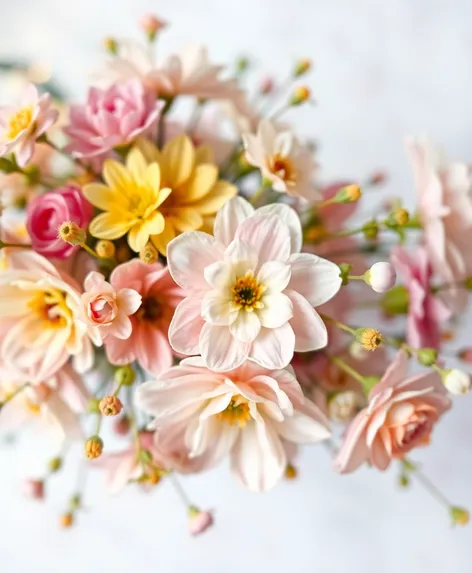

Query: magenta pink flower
<box><xmin>167</xmin><ymin>197</ymin><xmax>342</xmax><ymax>372</ymax></box>
<box><xmin>0</xmin><ymin>84</ymin><xmax>58</xmax><ymax>167</ymax></box>
<box><xmin>391</xmin><ymin>246</ymin><xmax>451</xmax><ymax>349</ymax></box>
<box><xmin>64</xmin><ymin>79</ymin><xmax>161</xmax><ymax>162</ymax></box>
<box><xmin>104</xmin><ymin>259</ymin><xmax>183</xmax><ymax>375</ymax></box>
<box><xmin>334</xmin><ymin>351</ymin><xmax>451</xmax><ymax>473</ymax></box>
<box><xmin>26</xmin><ymin>185</ymin><xmax>93</xmax><ymax>259</ymax></box>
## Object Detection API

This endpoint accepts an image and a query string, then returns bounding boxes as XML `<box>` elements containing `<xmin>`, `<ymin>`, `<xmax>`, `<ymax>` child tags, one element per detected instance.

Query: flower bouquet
<box><xmin>0</xmin><ymin>13</ymin><xmax>470</xmax><ymax>534</ymax></box>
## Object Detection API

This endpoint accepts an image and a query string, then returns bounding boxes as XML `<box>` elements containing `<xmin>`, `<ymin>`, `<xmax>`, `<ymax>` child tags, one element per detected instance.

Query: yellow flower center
<box><xmin>28</xmin><ymin>289</ymin><xmax>71</xmax><ymax>329</ymax></box>
<box><xmin>232</xmin><ymin>271</ymin><xmax>266</xmax><ymax>312</ymax></box>
<box><xmin>269</xmin><ymin>154</ymin><xmax>296</xmax><ymax>185</ymax></box>
<box><xmin>7</xmin><ymin>106</ymin><xmax>34</xmax><ymax>140</ymax></box>
<box><xmin>217</xmin><ymin>397</ymin><xmax>251</xmax><ymax>428</ymax></box>
<box><xmin>25</xmin><ymin>399</ymin><xmax>41</xmax><ymax>415</ymax></box>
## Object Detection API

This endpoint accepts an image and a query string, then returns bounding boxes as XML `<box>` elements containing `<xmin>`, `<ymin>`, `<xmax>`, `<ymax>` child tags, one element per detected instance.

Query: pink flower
<box><xmin>104</xmin><ymin>259</ymin><xmax>183</xmax><ymax>375</ymax></box>
<box><xmin>64</xmin><ymin>79</ymin><xmax>161</xmax><ymax>162</ymax></box>
<box><xmin>138</xmin><ymin>14</ymin><xmax>167</xmax><ymax>37</ymax></box>
<box><xmin>188</xmin><ymin>508</ymin><xmax>214</xmax><ymax>536</ymax></box>
<box><xmin>391</xmin><ymin>246</ymin><xmax>451</xmax><ymax>349</ymax></box>
<box><xmin>334</xmin><ymin>350</ymin><xmax>451</xmax><ymax>473</ymax></box>
<box><xmin>136</xmin><ymin>357</ymin><xmax>330</xmax><ymax>492</ymax></box>
<box><xmin>167</xmin><ymin>197</ymin><xmax>342</xmax><ymax>372</ymax></box>
<box><xmin>22</xmin><ymin>479</ymin><xmax>45</xmax><ymax>500</ymax></box>
<box><xmin>0</xmin><ymin>84</ymin><xmax>58</xmax><ymax>167</ymax></box>
<box><xmin>80</xmin><ymin>271</ymin><xmax>141</xmax><ymax>340</ymax></box>
<box><xmin>26</xmin><ymin>185</ymin><xmax>93</xmax><ymax>259</ymax></box>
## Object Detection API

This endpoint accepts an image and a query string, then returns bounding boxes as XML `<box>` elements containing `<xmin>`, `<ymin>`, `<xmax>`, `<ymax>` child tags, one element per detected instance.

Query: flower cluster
<box><xmin>0</xmin><ymin>14</ymin><xmax>470</xmax><ymax>533</ymax></box>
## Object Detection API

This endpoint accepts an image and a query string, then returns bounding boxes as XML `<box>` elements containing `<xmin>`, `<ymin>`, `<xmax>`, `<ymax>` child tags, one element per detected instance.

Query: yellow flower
<box><xmin>83</xmin><ymin>148</ymin><xmax>171</xmax><ymax>252</ymax></box>
<box><xmin>136</xmin><ymin>134</ymin><xmax>237</xmax><ymax>254</ymax></box>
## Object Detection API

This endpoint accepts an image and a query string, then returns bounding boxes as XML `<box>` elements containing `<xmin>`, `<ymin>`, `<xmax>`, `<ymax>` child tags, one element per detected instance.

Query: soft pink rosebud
<box><xmin>188</xmin><ymin>507</ymin><xmax>213</xmax><ymax>536</ymax></box>
<box><xmin>364</xmin><ymin>262</ymin><xmax>396</xmax><ymax>293</ymax></box>
<box><xmin>26</xmin><ymin>185</ymin><xmax>93</xmax><ymax>259</ymax></box>
<box><xmin>259</xmin><ymin>77</ymin><xmax>274</xmax><ymax>95</ymax></box>
<box><xmin>113</xmin><ymin>416</ymin><xmax>131</xmax><ymax>436</ymax></box>
<box><xmin>139</xmin><ymin>14</ymin><xmax>167</xmax><ymax>39</ymax></box>
<box><xmin>22</xmin><ymin>479</ymin><xmax>45</xmax><ymax>500</ymax></box>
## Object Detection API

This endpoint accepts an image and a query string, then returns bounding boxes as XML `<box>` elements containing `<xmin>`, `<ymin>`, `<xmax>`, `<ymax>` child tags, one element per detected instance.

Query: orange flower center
<box><xmin>217</xmin><ymin>397</ymin><xmax>251</xmax><ymax>428</ymax></box>
<box><xmin>232</xmin><ymin>271</ymin><xmax>266</xmax><ymax>312</ymax></box>
<box><xmin>7</xmin><ymin>106</ymin><xmax>34</xmax><ymax>140</ymax></box>
<box><xmin>28</xmin><ymin>289</ymin><xmax>71</xmax><ymax>329</ymax></box>
<box><xmin>269</xmin><ymin>154</ymin><xmax>296</xmax><ymax>185</ymax></box>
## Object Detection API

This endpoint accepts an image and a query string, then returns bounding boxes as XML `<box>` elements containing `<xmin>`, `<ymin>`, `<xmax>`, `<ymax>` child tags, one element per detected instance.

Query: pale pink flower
<box><xmin>22</xmin><ymin>479</ymin><xmax>45</xmax><ymax>500</ymax></box>
<box><xmin>26</xmin><ymin>185</ymin><xmax>93</xmax><ymax>259</ymax></box>
<box><xmin>64</xmin><ymin>79</ymin><xmax>161</xmax><ymax>162</ymax></box>
<box><xmin>80</xmin><ymin>271</ymin><xmax>141</xmax><ymax>341</ymax></box>
<box><xmin>138</xmin><ymin>14</ymin><xmax>167</xmax><ymax>36</ymax></box>
<box><xmin>167</xmin><ymin>197</ymin><xmax>341</xmax><ymax>372</ymax></box>
<box><xmin>136</xmin><ymin>357</ymin><xmax>330</xmax><ymax>492</ymax></box>
<box><xmin>334</xmin><ymin>350</ymin><xmax>451</xmax><ymax>473</ymax></box>
<box><xmin>0</xmin><ymin>250</ymin><xmax>100</xmax><ymax>382</ymax></box>
<box><xmin>104</xmin><ymin>259</ymin><xmax>183</xmax><ymax>375</ymax></box>
<box><xmin>406</xmin><ymin>137</ymin><xmax>472</xmax><ymax>309</ymax></box>
<box><xmin>188</xmin><ymin>508</ymin><xmax>214</xmax><ymax>536</ymax></box>
<box><xmin>242</xmin><ymin>120</ymin><xmax>318</xmax><ymax>201</ymax></box>
<box><xmin>365</xmin><ymin>262</ymin><xmax>397</xmax><ymax>293</ymax></box>
<box><xmin>0</xmin><ymin>364</ymin><xmax>88</xmax><ymax>439</ymax></box>
<box><xmin>0</xmin><ymin>84</ymin><xmax>58</xmax><ymax>167</ymax></box>
<box><xmin>391</xmin><ymin>246</ymin><xmax>451</xmax><ymax>349</ymax></box>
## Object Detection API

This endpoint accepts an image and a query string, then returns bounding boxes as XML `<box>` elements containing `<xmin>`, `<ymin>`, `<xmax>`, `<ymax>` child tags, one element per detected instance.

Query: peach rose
<box><xmin>334</xmin><ymin>350</ymin><xmax>451</xmax><ymax>473</ymax></box>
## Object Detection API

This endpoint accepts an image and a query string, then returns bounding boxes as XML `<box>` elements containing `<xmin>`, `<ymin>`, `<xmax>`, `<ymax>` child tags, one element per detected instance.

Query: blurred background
<box><xmin>0</xmin><ymin>0</ymin><xmax>471</xmax><ymax>571</ymax></box>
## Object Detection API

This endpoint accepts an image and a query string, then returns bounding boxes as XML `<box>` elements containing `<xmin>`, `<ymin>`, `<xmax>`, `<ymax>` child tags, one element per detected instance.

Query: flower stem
<box><xmin>329</xmin><ymin>356</ymin><xmax>366</xmax><ymax>385</ymax></box>
<box><xmin>169</xmin><ymin>472</ymin><xmax>193</xmax><ymax>509</ymax></box>
<box><xmin>318</xmin><ymin>313</ymin><xmax>357</xmax><ymax>335</ymax></box>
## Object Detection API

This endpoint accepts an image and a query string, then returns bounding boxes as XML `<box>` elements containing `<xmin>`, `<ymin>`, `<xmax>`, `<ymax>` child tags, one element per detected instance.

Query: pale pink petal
<box><xmin>199</xmin><ymin>323</ymin><xmax>249</xmax><ymax>371</ymax></box>
<box><xmin>257</xmin><ymin>261</ymin><xmax>291</xmax><ymax>293</ymax></box>
<box><xmin>117</xmin><ymin>288</ymin><xmax>142</xmax><ymax>315</ymax></box>
<box><xmin>333</xmin><ymin>413</ymin><xmax>370</xmax><ymax>473</ymax></box>
<box><xmin>168</xmin><ymin>297</ymin><xmax>205</xmax><ymax>355</ymax></box>
<box><xmin>286</xmin><ymin>290</ymin><xmax>328</xmax><ymax>352</ymax></box>
<box><xmin>229</xmin><ymin>310</ymin><xmax>261</xmax><ymax>343</ymax></box>
<box><xmin>256</xmin><ymin>204</ymin><xmax>302</xmax><ymax>254</ymax></box>
<box><xmin>213</xmin><ymin>196</ymin><xmax>254</xmax><ymax>246</ymax></box>
<box><xmin>235</xmin><ymin>214</ymin><xmax>291</xmax><ymax>265</ymax></box>
<box><xmin>288</xmin><ymin>253</ymin><xmax>342</xmax><ymax>307</ymax></box>
<box><xmin>258</xmin><ymin>293</ymin><xmax>293</xmax><ymax>328</ymax></box>
<box><xmin>249</xmin><ymin>323</ymin><xmax>295</xmax><ymax>370</ymax></box>
<box><xmin>201</xmin><ymin>291</ymin><xmax>237</xmax><ymax>326</ymax></box>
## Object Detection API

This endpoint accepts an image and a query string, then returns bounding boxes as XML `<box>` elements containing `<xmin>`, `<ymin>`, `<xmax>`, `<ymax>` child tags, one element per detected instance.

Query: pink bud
<box><xmin>22</xmin><ymin>479</ymin><xmax>45</xmax><ymax>500</ymax></box>
<box><xmin>188</xmin><ymin>507</ymin><xmax>214</xmax><ymax>536</ymax></box>
<box><xmin>260</xmin><ymin>77</ymin><xmax>274</xmax><ymax>95</ymax></box>
<box><xmin>139</xmin><ymin>14</ymin><xmax>167</xmax><ymax>38</ymax></box>
<box><xmin>113</xmin><ymin>416</ymin><xmax>130</xmax><ymax>436</ymax></box>
<box><xmin>365</xmin><ymin>262</ymin><xmax>397</xmax><ymax>293</ymax></box>
<box><xmin>458</xmin><ymin>348</ymin><xmax>472</xmax><ymax>363</ymax></box>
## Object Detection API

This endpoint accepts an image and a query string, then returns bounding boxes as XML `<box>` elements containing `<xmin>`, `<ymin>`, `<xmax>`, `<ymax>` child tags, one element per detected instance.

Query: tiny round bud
<box><xmin>458</xmin><ymin>347</ymin><xmax>472</xmax><ymax>363</ymax></box>
<box><xmin>95</xmin><ymin>239</ymin><xmax>116</xmax><ymax>259</ymax></box>
<box><xmin>442</xmin><ymin>369</ymin><xmax>471</xmax><ymax>395</ymax></box>
<box><xmin>48</xmin><ymin>457</ymin><xmax>62</xmax><ymax>473</ymax></box>
<box><xmin>334</xmin><ymin>184</ymin><xmax>362</xmax><ymax>204</ymax></box>
<box><xmin>293</xmin><ymin>58</ymin><xmax>312</xmax><ymax>77</ymax></box>
<box><xmin>398</xmin><ymin>474</ymin><xmax>409</xmax><ymax>488</ymax></box>
<box><xmin>113</xmin><ymin>415</ymin><xmax>131</xmax><ymax>436</ymax></box>
<box><xmin>87</xmin><ymin>397</ymin><xmax>101</xmax><ymax>414</ymax></box>
<box><xmin>450</xmin><ymin>506</ymin><xmax>470</xmax><ymax>526</ymax></box>
<box><xmin>103</xmin><ymin>37</ymin><xmax>118</xmax><ymax>55</ymax></box>
<box><xmin>362</xmin><ymin>220</ymin><xmax>380</xmax><ymax>241</ymax></box>
<box><xmin>22</xmin><ymin>479</ymin><xmax>45</xmax><ymax>500</ymax></box>
<box><xmin>364</xmin><ymin>262</ymin><xmax>397</xmax><ymax>294</ymax></box>
<box><xmin>57</xmin><ymin>221</ymin><xmax>86</xmax><ymax>246</ymax></box>
<box><xmin>99</xmin><ymin>395</ymin><xmax>123</xmax><ymax>417</ymax></box>
<box><xmin>328</xmin><ymin>390</ymin><xmax>364</xmax><ymax>422</ymax></box>
<box><xmin>290</xmin><ymin>86</ymin><xmax>311</xmax><ymax>106</ymax></box>
<box><xmin>69</xmin><ymin>494</ymin><xmax>81</xmax><ymax>511</ymax></box>
<box><xmin>188</xmin><ymin>507</ymin><xmax>214</xmax><ymax>536</ymax></box>
<box><xmin>259</xmin><ymin>77</ymin><xmax>274</xmax><ymax>95</ymax></box>
<box><xmin>114</xmin><ymin>365</ymin><xmax>136</xmax><ymax>387</ymax></box>
<box><xmin>139</xmin><ymin>14</ymin><xmax>167</xmax><ymax>41</ymax></box>
<box><xmin>140</xmin><ymin>242</ymin><xmax>159</xmax><ymax>264</ymax></box>
<box><xmin>368</xmin><ymin>170</ymin><xmax>387</xmax><ymax>186</ymax></box>
<box><xmin>285</xmin><ymin>463</ymin><xmax>298</xmax><ymax>479</ymax></box>
<box><xmin>356</xmin><ymin>328</ymin><xmax>382</xmax><ymax>351</ymax></box>
<box><xmin>84</xmin><ymin>436</ymin><xmax>103</xmax><ymax>459</ymax></box>
<box><xmin>417</xmin><ymin>348</ymin><xmax>438</xmax><ymax>367</ymax></box>
<box><xmin>60</xmin><ymin>512</ymin><xmax>74</xmax><ymax>528</ymax></box>
<box><xmin>391</xmin><ymin>208</ymin><xmax>410</xmax><ymax>226</ymax></box>
<box><xmin>236</xmin><ymin>56</ymin><xmax>250</xmax><ymax>74</ymax></box>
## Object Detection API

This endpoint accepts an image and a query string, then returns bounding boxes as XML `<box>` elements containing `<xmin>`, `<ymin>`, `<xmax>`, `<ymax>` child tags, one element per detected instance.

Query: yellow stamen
<box><xmin>268</xmin><ymin>154</ymin><xmax>296</xmax><ymax>185</ymax></box>
<box><xmin>7</xmin><ymin>106</ymin><xmax>34</xmax><ymax>140</ymax></box>
<box><xmin>232</xmin><ymin>271</ymin><xmax>266</xmax><ymax>312</ymax></box>
<box><xmin>28</xmin><ymin>289</ymin><xmax>71</xmax><ymax>329</ymax></box>
<box><xmin>217</xmin><ymin>397</ymin><xmax>251</xmax><ymax>428</ymax></box>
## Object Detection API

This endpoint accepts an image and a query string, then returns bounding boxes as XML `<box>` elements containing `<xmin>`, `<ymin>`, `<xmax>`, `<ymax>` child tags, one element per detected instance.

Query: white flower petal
<box><xmin>256</xmin><ymin>204</ymin><xmax>302</xmax><ymax>254</ymax></box>
<box><xmin>204</xmin><ymin>261</ymin><xmax>235</xmax><ymax>291</ymax></box>
<box><xmin>224</xmin><ymin>239</ymin><xmax>258</xmax><ymax>270</ymax></box>
<box><xmin>249</xmin><ymin>323</ymin><xmax>295</xmax><ymax>369</ymax></box>
<box><xmin>274</xmin><ymin>411</ymin><xmax>331</xmax><ymax>443</ymax></box>
<box><xmin>258</xmin><ymin>293</ymin><xmax>293</xmax><ymax>328</ymax></box>
<box><xmin>288</xmin><ymin>253</ymin><xmax>342</xmax><ymax>307</ymax></box>
<box><xmin>257</xmin><ymin>261</ymin><xmax>291</xmax><ymax>293</ymax></box>
<box><xmin>229</xmin><ymin>310</ymin><xmax>261</xmax><ymax>343</ymax></box>
<box><xmin>168</xmin><ymin>297</ymin><xmax>205</xmax><ymax>355</ymax></box>
<box><xmin>236</xmin><ymin>214</ymin><xmax>291</xmax><ymax>265</ymax></box>
<box><xmin>286</xmin><ymin>289</ymin><xmax>328</xmax><ymax>352</ymax></box>
<box><xmin>201</xmin><ymin>291</ymin><xmax>238</xmax><ymax>326</ymax></box>
<box><xmin>213</xmin><ymin>196</ymin><xmax>254</xmax><ymax>246</ymax></box>
<box><xmin>200</xmin><ymin>323</ymin><xmax>249</xmax><ymax>371</ymax></box>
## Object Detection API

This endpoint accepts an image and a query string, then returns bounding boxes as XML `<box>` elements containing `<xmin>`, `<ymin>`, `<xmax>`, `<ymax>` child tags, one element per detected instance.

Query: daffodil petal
<box><xmin>181</xmin><ymin>163</ymin><xmax>218</xmax><ymax>202</ymax></box>
<box><xmin>151</xmin><ymin>219</ymin><xmax>177</xmax><ymax>255</ymax></box>
<box><xmin>190</xmin><ymin>180</ymin><xmax>237</xmax><ymax>215</ymax></box>
<box><xmin>82</xmin><ymin>183</ymin><xmax>117</xmax><ymax>211</ymax></box>
<box><xmin>156</xmin><ymin>186</ymin><xmax>172</xmax><ymax>207</ymax></box>
<box><xmin>135</xmin><ymin>137</ymin><xmax>161</xmax><ymax>163</ymax></box>
<box><xmin>161</xmin><ymin>134</ymin><xmax>195</xmax><ymax>187</ymax></box>
<box><xmin>89</xmin><ymin>212</ymin><xmax>133</xmax><ymax>240</ymax></box>
<box><xmin>144</xmin><ymin>162</ymin><xmax>161</xmax><ymax>192</ymax></box>
<box><xmin>195</xmin><ymin>144</ymin><xmax>214</xmax><ymax>165</ymax></box>
<box><xmin>146</xmin><ymin>210</ymin><xmax>166</xmax><ymax>235</ymax></box>
<box><xmin>126</xmin><ymin>148</ymin><xmax>148</xmax><ymax>186</ymax></box>
<box><xmin>103</xmin><ymin>159</ymin><xmax>131</xmax><ymax>194</ymax></box>
<box><xmin>128</xmin><ymin>222</ymin><xmax>150</xmax><ymax>252</ymax></box>
<box><xmin>172</xmin><ymin>208</ymin><xmax>204</xmax><ymax>232</ymax></box>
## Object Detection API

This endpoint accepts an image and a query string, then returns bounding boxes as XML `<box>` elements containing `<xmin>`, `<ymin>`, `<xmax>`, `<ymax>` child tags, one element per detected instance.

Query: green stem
<box><xmin>329</xmin><ymin>356</ymin><xmax>366</xmax><ymax>385</ymax></box>
<box><xmin>319</xmin><ymin>313</ymin><xmax>357</xmax><ymax>335</ymax></box>
<box><xmin>250</xmin><ymin>184</ymin><xmax>269</xmax><ymax>206</ymax></box>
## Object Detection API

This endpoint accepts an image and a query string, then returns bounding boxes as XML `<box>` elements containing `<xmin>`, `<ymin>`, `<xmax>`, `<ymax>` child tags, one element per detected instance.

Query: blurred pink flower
<box><xmin>22</xmin><ymin>479</ymin><xmax>45</xmax><ymax>500</ymax></box>
<box><xmin>0</xmin><ymin>84</ymin><xmax>58</xmax><ymax>167</ymax></box>
<box><xmin>26</xmin><ymin>185</ymin><xmax>93</xmax><ymax>259</ymax></box>
<box><xmin>136</xmin><ymin>357</ymin><xmax>330</xmax><ymax>491</ymax></box>
<box><xmin>188</xmin><ymin>508</ymin><xmax>214</xmax><ymax>536</ymax></box>
<box><xmin>167</xmin><ymin>197</ymin><xmax>341</xmax><ymax>372</ymax></box>
<box><xmin>391</xmin><ymin>246</ymin><xmax>451</xmax><ymax>350</ymax></box>
<box><xmin>334</xmin><ymin>350</ymin><xmax>451</xmax><ymax>473</ymax></box>
<box><xmin>80</xmin><ymin>271</ymin><xmax>141</xmax><ymax>340</ymax></box>
<box><xmin>104</xmin><ymin>259</ymin><xmax>183</xmax><ymax>375</ymax></box>
<box><xmin>64</xmin><ymin>79</ymin><xmax>161</xmax><ymax>162</ymax></box>
<box><xmin>138</xmin><ymin>14</ymin><xmax>167</xmax><ymax>37</ymax></box>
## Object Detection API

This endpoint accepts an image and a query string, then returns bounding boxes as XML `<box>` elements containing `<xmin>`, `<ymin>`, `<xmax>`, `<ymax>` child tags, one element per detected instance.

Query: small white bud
<box><xmin>443</xmin><ymin>369</ymin><xmax>471</xmax><ymax>395</ymax></box>
<box><xmin>328</xmin><ymin>391</ymin><xmax>365</xmax><ymax>423</ymax></box>
<box><xmin>364</xmin><ymin>262</ymin><xmax>396</xmax><ymax>293</ymax></box>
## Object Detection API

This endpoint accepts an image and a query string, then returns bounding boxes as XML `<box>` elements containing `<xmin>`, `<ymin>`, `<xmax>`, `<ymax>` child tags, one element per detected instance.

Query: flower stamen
<box><xmin>232</xmin><ymin>271</ymin><xmax>266</xmax><ymax>312</ymax></box>
<box><xmin>217</xmin><ymin>397</ymin><xmax>251</xmax><ymax>428</ymax></box>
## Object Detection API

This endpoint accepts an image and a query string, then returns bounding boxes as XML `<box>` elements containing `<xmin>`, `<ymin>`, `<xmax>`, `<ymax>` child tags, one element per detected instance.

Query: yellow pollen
<box><xmin>25</xmin><ymin>399</ymin><xmax>41</xmax><ymax>416</ymax></box>
<box><xmin>28</xmin><ymin>289</ymin><xmax>70</xmax><ymax>329</ymax></box>
<box><xmin>7</xmin><ymin>106</ymin><xmax>34</xmax><ymax>140</ymax></box>
<box><xmin>268</xmin><ymin>154</ymin><xmax>296</xmax><ymax>185</ymax></box>
<box><xmin>232</xmin><ymin>271</ymin><xmax>266</xmax><ymax>312</ymax></box>
<box><xmin>217</xmin><ymin>397</ymin><xmax>251</xmax><ymax>428</ymax></box>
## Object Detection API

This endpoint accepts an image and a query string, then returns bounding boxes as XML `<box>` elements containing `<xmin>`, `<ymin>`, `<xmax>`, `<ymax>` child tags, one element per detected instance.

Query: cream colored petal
<box><xmin>82</xmin><ymin>183</ymin><xmax>119</xmax><ymax>211</ymax></box>
<box><xmin>161</xmin><ymin>134</ymin><xmax>195</xmax><ymax>187</ymax></box>
<box><xmin>89</xmin><ymin>212</ymin><xmax>133</xmax><ymax>240</ymax></box>
<box><xmin>195</xmin><ymin>144</ymin><xmax>214</xmax><ymax>165</ymax></box>
<box><xmin>156</xmin><ymin>186</ymin><xmax>173</xmax><ymax>207</ymax></box>
<box><xmin>190</xmin><ymin>180</ymin><xmax>237</xmax><ymax>215</ymax></box>
<box><xmin>151</xmin><ymin>219</ymin><xmax>177</xmax><ymax>255</ymax></box>
<box><xmin>145</xmin><ymin>210</ymin><xmax>166</xmax><ymax>236</ymax></box>
<box><xmin>181</xmin><ymin>163</ymin><xmax>218</xmax><ymax>203</ymax></box>
<box><xmin>135</xmin><ymin>137</ymin><xmax>161</xmax><ymax>163</ymax></box>
<box><xmin>171</xmin><ymin>208</ymin><xmax>204</xmax><ymax>232</ymax></box>
<box><xmin>126</xmin><ymin>148</ymin><xmax>148</xmax><ymax>186</ymax></box>
<box><xmin>127</xmin><ymin>222</ymin><xmax>150</xmax><ymax>252</ymax></box>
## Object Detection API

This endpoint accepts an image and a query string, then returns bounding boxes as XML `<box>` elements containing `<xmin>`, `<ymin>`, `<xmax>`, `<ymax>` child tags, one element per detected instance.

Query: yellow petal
<box><xmin>151</xmin><ymin>220</ymin><xmax>176</xmax><ymax>255</ymax></box>
<box><xmin>128</xmin><ymin>222</ymin><xmax>149</xmax><ymax>252</ymax></box>
<box><xmin>144</xmin><ymin>162</ymin><xmax>161</xmax><ymax>192</ymax></box>
<box><xmin>161</xmin><ymin>134</ymin><xmax>195</xmax><ymax>187</ymax></box>
<box><xmin>199</xmin><ymin>215</ymin><xmax>215</xmax><ymax>235</ymax></box>
<box><xmin>195</xmin><ymin>144</ymin><xmax>214</xmax><ymax>165</ymax></box>
<box><xmin>89</xmin><ymin>212</ymin><xmax>133</xmax><ymax>240</ymax></box>
<box><xmin>156</xmin><ymin>186</ymin><xmax>172</xmax><ymax>207</ymax></box>
<box><xmin>126</xmin><ymin>148</ymin><xmax>148</xmax><ymax>186</ymax></box>
<box><xmin>180</xmin><ymin>163</ymin><xmax>218</xmax><ymax>203</ymax></box>
<box><xmin>82</xmin><ymin>183</ymin><xmax>117</xmax><ymax>211</ymax></box>
<box><xmin>135</xmin><ymin>137</ymin><xmax>161</xmax><ymax>163</ymax></box>
<box><xmin>171</xmin><ymin>208</ymin><xmax>203</xmax><ymax>232</ymax></box>
<box><xmin>190</xmin><ymin>180</ymin><xmax>237</xmax><ymax>215</ymax></box>
<box><xmin>145</xmin><ymin>210</ymin><xmax>166</xmax><ymax>235</ymax></box>
<box><xmin>103</xmin><ymin>159</ymin><xmax>132</xmax><ymax>194</ymax></box>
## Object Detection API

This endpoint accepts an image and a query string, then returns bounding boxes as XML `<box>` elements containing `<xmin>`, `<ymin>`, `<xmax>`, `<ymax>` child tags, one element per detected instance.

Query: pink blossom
<box><xmin>22</xmin><ymin>479</ymin><xmax>45</xmax><ymax>500</ymax></box>
<box><xmin>0</xmin><ymin>84</ymin><xmax>58</xmax><ymax>167</ymax></box>
<box><xmin>138</xmin><ymin>14</ymin><xmax>167</xmax><ymax>36</ymax></box>
<box><xmin>334</xmin><ymin>350</ymin><xmax>451</xmax><ymax>473</ymax></box>
<box><xmin>188</xmin><ymin>508</ymin><xmax>214</xmax><ymax>536</ymax></box>
<box><xmin>391</xmin><ymin>246</ymin><xmax>451</xmax><ymax>350</ymax></box>
<box><xmin>104</xmin><ymin>259</ymin><xmax>183</xmax><ymax>375</ymax></box>
<box><xmin>136</xmin><ymin>357</ymin><xmax>330</xmax><ymax>492</ymax></box>
<box><xmin>80</xmin><ymin>271</ymin><xmax>141</xmax><ymax>341</ymax></box>
<box><xmin>64</xmin><ymin>79</ymin><xmax>161</xmax><ymax>163</ymax></box>
<box><xmin>167</xmin><ymin>197</ymin><xmax>342</xmax><ymax>372</ymax></box>
<box><xmin>26</xmin><ymin>185</ymin><xmax>93</xmax><ymax>259</ymax></box>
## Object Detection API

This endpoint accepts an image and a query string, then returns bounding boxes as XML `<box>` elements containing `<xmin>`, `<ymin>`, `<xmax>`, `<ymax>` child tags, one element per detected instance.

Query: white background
<box><xmin>0</xmin><ymin>1</ymin><xmax>472</xmax><ymax>571</ymax></box>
